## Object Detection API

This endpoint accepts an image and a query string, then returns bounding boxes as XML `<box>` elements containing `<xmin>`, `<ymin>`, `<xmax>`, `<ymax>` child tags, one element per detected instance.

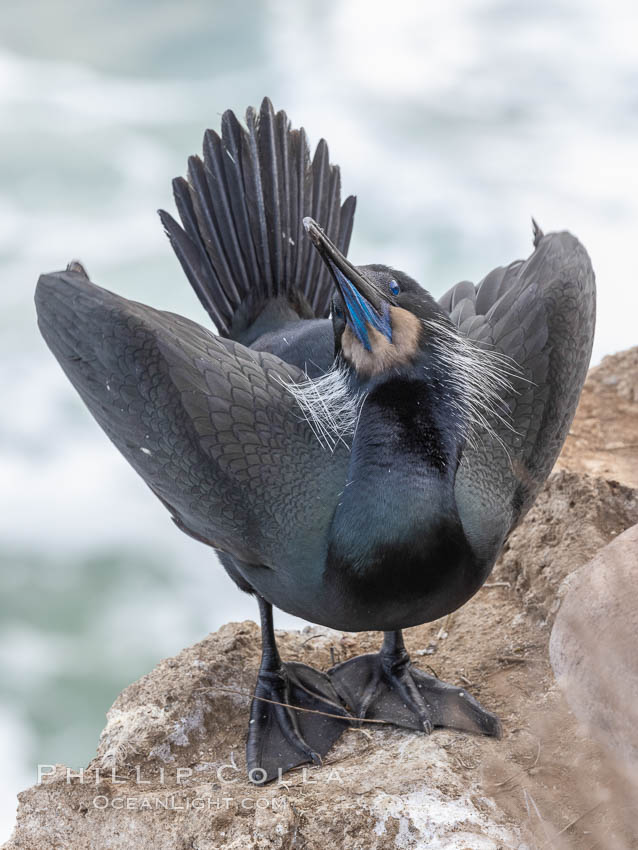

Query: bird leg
<box><xmin>246</xmin><ymin>596</ymin><xmax>351</xmax><ymax>783</ymax></box>
<box><xmin>329</xmin><ymin>629</ymin><xmax>502</xmax><ymax>738</ymax></box>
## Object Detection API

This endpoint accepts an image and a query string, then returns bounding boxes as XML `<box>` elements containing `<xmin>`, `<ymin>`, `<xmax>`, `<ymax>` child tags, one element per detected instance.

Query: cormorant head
<box><xmin>303</xmin><ymin>217</ymin><xmax>444</xmax><ymax>379</ymax></box>
<box><xmin>299</xmin><ymin>218</ymin><xmax>514</xmax><ymax>462</ymax></box>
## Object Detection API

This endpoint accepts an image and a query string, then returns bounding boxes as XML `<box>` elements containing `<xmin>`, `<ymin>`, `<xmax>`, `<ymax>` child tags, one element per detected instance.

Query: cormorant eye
<box><xmin>389</xmin><ymin>279</ymin><xmax>400</xmax><ymax>296</ymax></box>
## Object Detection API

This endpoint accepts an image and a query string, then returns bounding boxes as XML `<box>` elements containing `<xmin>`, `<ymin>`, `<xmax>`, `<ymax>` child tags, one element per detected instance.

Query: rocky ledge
<box><xmin>5</xmin><ymin>348</ymin><xmax>638</xmax><ymax>850</ymax></box>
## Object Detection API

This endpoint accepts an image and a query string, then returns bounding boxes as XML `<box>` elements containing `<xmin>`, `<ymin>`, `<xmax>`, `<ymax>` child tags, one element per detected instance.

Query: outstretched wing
<box><xmin>35</xmin><ymin>268</ymin><xmax>348</xmax><ymax>568</ymax></box>
<box><xmin>439</xmin><ymin>229</ymin><xmax>596</xmax><ymax>561</ymax></box>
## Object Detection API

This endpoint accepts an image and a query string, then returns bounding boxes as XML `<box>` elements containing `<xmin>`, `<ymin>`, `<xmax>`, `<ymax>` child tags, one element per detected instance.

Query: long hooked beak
<box><xmin>303</xmin><ymin>217</ymin><xmax>392</xmax><ymax>350</ymax></box>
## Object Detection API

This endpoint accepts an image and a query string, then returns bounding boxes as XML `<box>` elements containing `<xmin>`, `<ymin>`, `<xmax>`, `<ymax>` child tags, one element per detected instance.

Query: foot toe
<box><xmin>247</xmin><ymin>662</ymin><xmax>350</xmax><ymax>782</ymax></box>
<box><xmin>329</xmin><ymin>653</ymin><xmax>501</xmax><ymax>739</ymax></box>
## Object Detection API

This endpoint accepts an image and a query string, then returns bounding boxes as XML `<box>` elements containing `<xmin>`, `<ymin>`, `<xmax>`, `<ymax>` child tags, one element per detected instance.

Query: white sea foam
<box><xmin>0</xmin><ymin>705</ymin><xmax>31</xmax><ymax>843</ymax></box>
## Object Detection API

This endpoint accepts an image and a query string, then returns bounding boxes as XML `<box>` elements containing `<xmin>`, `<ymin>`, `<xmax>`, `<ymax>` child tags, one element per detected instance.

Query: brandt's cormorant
<box><xmin>35</xmin><ymin>98</ymin><xmax>596</xmax><ymax>782</ymax></box>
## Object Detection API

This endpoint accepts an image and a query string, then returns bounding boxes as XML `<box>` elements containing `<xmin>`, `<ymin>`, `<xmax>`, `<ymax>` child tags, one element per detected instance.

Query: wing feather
<box><xmin>440</xmin><ymin>230</ymin><xmax>595</xmax><ymax>560</ymax></box>
<box><xmin>35</xmin><ymin>269</ymin><xmax>347</xmax><ymax>568</ymax></box>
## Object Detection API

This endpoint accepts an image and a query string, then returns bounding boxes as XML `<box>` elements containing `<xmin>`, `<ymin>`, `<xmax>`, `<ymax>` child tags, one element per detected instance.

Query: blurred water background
<box><xmin>2</xmin><ymin>0</ymin><xmax>638</xmax><ymax>838</ymax></box>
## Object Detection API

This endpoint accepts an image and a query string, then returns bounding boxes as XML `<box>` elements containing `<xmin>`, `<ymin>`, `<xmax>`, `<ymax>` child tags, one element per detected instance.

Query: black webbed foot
<box><xmin>246</xmin><ymin>662</ymin><xmax>352</xmax><ymax>784</ymax></box>
<box><xmin>329</xmin><ymin>631</ymin><xmax>501</xmax><ymax>739</ymax></box>
<box><xmin>247</xmin><ymin>596</ymin><xmax>351</xmax><ymax>783</ymax></box>
<box><xmin>247</xmin><ymin>661</ymin><xmax>351</xmax><ymax>783</ymax></box>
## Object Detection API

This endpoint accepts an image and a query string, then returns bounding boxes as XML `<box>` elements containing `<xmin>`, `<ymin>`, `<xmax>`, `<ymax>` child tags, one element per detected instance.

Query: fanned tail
<box><xmin>159</xmin><ymin>98</ymin><xmax>356</xmax><ymax>337</ymax></box>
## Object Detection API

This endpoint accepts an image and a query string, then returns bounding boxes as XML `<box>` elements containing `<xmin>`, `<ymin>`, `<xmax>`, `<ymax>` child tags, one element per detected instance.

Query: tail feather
<box><xmin>202</xmin><ymin>129</ymin><xmax>251</xmax><ymax>300</ymax></box>
<box><xmin>276</xmin><ymin>108</ymin><xmax>292</xmax><ymax>290</ymax></box>
<box><xmin>158</xmin><ymin>192</ymin><xmax>229</xmax><ymax>332</ymax></box>
<box><xmin>289</xmin><ymin>126</ymin><xmax>313</xmax><ymax>298</ymax></box>
<box><xmin>166</xmin><ymin>176</ymin><xmax>234</xmax><ymax>328</ymax></box>
<box><xmin>338</xmin><ymin>195</ymin><xmax>357</xmax><ymax>264</ymax></box>
<box><xmin>242</xmin><ymin>106</ymin><xmax>273</xmax><ymax>298</ymax></box>
<box><xmin>187</xmin><ymin>154</ymin><xmax>242</xmax><ymax>308</ymax></box>
<box><xmin>159</xmin><ymin>97</ymin><xmax>356</xmax><ymax>337</ymax></box>
<box><xmin>256</xmin><ymin>99</ymin><xmax>283</xmax><ymax>291</ymax></box>
<box><xmin>315</xmin><ymin>161</ymin><xmax>341</xmax><ymax>315</ymax></box>
<box><xmin>219</xmin><ymin>110</ymin><xmax>262</xmax><ymax>293</ymax></box>
<box><xmin>303</xmin><ymin>139</ymin><xmax>329</xmax><ymax>307</ymax></box>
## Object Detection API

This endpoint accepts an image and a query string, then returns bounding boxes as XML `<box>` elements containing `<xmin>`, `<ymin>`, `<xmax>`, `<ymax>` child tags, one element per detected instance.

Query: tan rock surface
<box><xmin>5</xmin><ymin>347</ymin><xmax>638</xmax><ymax>849</ymax></box>
<box><xmin>550</xmin><ymin>523</ymin><xmax>638</xmax><ymax>765</ymax></box>
<box><xmin>556</xmin><ymin>347</ymin><xmax>638</xmax><ymax>488</ymax></box>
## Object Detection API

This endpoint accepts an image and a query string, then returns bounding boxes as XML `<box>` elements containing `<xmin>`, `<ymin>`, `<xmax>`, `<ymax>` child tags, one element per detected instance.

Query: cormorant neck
<box><xmin>326</xmin><ymin>355</ymin><xmax>474</xmax><ymax>595</ymax></box>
